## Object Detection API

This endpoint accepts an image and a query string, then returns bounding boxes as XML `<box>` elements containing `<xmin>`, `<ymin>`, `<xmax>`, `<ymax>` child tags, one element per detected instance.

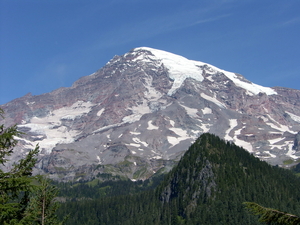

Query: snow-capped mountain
<box><xmin>2</xmin><ymin>47</ymin><xmax>300</xmax><ymax>181</ymax></box>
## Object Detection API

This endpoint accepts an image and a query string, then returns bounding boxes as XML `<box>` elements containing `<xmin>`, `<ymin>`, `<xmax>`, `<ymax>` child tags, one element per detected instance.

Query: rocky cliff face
<box><xmin>2</xmin><ymin>47</ymin><xmax>300</xmax><ymax>181</ymax></box>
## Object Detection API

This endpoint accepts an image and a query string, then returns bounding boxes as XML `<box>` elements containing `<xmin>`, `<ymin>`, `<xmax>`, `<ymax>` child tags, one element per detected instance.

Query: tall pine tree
<box><xmin>0</xmin><ymin>108</ymin><xmax>66</xmax><ymax>224</ymax></box>
<box><xmin>0</xmin><ymin>108</ymin><xmax>39</xmax><ymax>223</ymax></box>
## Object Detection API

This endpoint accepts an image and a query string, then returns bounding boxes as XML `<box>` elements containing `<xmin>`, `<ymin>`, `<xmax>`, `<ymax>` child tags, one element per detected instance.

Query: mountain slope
<box><xmin>1</xmin><ymin>47</ymin><xmax>300</xmax><ymax>181</ymax></box>
<box><xmin>57</xmin><ymin>133</ymin><xmax>300</xmax><ymax>224</ymax></box>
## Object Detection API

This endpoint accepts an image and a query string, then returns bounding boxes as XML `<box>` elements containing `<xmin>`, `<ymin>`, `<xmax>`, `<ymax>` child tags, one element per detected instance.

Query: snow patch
<box><xmin>151</xmin><ymin>156</ymin><xmax>162</xmax><ymax>159</ymax></box>
<box><xmin>132</xmin><ymin>137</ymin><xmax>148</xmax><ymax>147</ymax></box>
<box><xmin>197</xmin><ymin>123</ymin><xmax>210</xmax><ymax>133</ymax></box>
<box><xmin>123</xmin><ymin>99</ymin><xmax>151</xmax><ymax>124</ymax></box>
<box><xmin>135</xmin><ymin>47</ymin><xmax>277</xmax><ymax>96</ymax></box>
<box><xmin>224</xmin><ymin>119</ymin><xmax>238</xmax><ymax>141</ymax></box>
<box><xmin>263</xmin><ymin>151</ymin><xmax>276</xmax><ymax>158</ymax></box>
<box><xmin>205</xmin><ymin>75</ymin><xmax>214</xmax><ymax>82</ymax></box>
<box><xmin>285</xmin><ymin>111</ymin><xmax>300</xmax><ymax>123</ymax></box>
<box><xmin>269</xmin><ymin>137</ymin><xmax>285</xmax><ymax>145</ymax></box>
<box><xmin>18</xmin><ymin>101</ymin><xmax>94</xmax><ymax>154</ymax></box>
<box><xmin>223</xmin><ymin>71</ymin><xmax>277</xmax><ymax>96</ymax></box>
<box><xmin>224</xmin><ymin>119</ymin><xmax>253</xmax><ymax>152</ymax></box>
<box><xmin>167</xmin><ymin>127</ymin><xmax>191</xmax><ymax>146</ymax></box>
<box><xmin>142</xmin><ymin>74</ymin><xmax>163</xmax><ymax>101</ymax></box>
<box><xmin>135</xmin><ymin>47</ymin><xmax>204</xmax><ymax>96</ymax></box>
<box><xmin>94</xmin><ymin>101</ymin><xmax>151</xmax><ymax>134</ymax></box>
<box><xmin>97</xmin><ymin>155</ymin><xmax>101</xmax><ymax>164</ymax></box>
<box><xmin>147</xmin><ymin>120</ymin><xmax>159</xmax><ymax>130</ymax></box>
<box><xmin>202</xmin><ymin>107</ymin><xmax>212</xmax><ymax>114</ymax></box>
<box><xmin>286</xmin><ymin>141</ymin><xmax>298</xmax><ymax>159</ymax></box>
<box><xmin>129</xmin><ymin>143</ymin><xmax>140</xmax><ymax>148</ymax></box>
<box><xmin>93</xmin><ymin>123</ymin><xmax>122</xmax><ymax>134</ymax></box>
<box><xmin>97</xmin><ymin>108</ymin><xmax>105</xmax><ymax>117</ymax></box>
<box><xmin>200</xmin><ymin>93</ymin><xmax>226</xmax><ymax>108</ymax></box>
<box><xmin>265</xmin><ymin>115</ymin><xmax>297</xmax><ymax>134</ymax></box>
<box><xmin>169</xmin><ymin>120</ymin><xmax>175</xmax><ymax>127</ymax></box>
<box><xmin>180</xmin><ymin>104</ymin><xmax>198</xmax><ymax>118</ymax></box>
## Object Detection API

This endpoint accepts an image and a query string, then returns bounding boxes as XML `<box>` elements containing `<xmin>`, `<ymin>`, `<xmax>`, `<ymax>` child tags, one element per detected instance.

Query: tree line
<box><xmin>1</xmin><ymin>107</ymin><xmax>300</xmax><ymax>224</ymax></box>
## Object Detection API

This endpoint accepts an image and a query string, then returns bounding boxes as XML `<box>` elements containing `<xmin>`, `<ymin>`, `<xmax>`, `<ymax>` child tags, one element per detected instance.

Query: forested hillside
<box><xmin>57</xmin><ymin>133</ymin><xmax>300</xmax><ymax>224</ymax></box>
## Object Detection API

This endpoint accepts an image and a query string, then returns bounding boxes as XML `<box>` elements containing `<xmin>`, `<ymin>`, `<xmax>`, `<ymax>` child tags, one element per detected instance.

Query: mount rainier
<box><xmin>2</xmin><ymin>47</ymin><xmax>300</xmax><ymax>181</ymax></box>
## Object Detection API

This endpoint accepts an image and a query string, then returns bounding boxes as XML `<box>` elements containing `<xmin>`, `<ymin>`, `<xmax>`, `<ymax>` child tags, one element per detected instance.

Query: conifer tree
<box><xmin>244</xmin><ymin>202</ymin><xmax>300</xmax><ymax>225</ymax></box>
<box><xmin>21</xmin><ymin>176</ymin><xmax>67</xmax><ymax>225</ymax></box>
<box><xmin>0</xmin><ymin>108</ymin><xmax>66</xmax><ymax>224</ymax></box>
<box><xmin>0</xmin><ymin>108</ymin><xmax>40</xmax><ymax>223</ymax></box>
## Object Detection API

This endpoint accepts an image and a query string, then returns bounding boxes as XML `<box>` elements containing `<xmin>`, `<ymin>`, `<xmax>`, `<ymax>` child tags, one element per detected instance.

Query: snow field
<box><xmin>18</xmin><ymin>101</ymin><xmax>94</xmax><ymax>153</ymax></box>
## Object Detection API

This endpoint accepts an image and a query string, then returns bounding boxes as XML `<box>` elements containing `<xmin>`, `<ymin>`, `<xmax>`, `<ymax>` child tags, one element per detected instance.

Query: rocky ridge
<box><xmin>1</xmin><ymin>47</ymin><xmax>300</xmax><ymax>181</ymax></box>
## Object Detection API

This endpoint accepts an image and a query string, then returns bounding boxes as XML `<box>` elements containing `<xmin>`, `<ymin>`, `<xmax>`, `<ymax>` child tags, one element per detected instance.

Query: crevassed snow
<box><xmin>221</xmin><ymin>71</ymin><xmax>277</xmax><ymax>96</ymax></box>
<box><xmin>142</xmin><ymin>73</ymin><xmax>163</xmax><ymax>101</ymax></box>
<box><xmin>18</xmin><ymin>101</ymin><xmax>94</xmax><ymax>154</ymax></box>
<box><xmin>192</xmin><ymin>60</ymin><xmax>277</xmax><ymax>96</ymax></box>
<box><xmin>135</xmin><ymin>47</ymin><xmax>204</xmax><ymax>96</ymax></box>
<box><xmin>134</xmin><ymin>47</ymin><xmax>277</xmax><ymax>96</ymax></box>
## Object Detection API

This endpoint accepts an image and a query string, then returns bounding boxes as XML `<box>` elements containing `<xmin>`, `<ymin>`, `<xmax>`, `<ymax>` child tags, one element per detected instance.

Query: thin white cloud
<box><xmin>191</xmin><ymin>14</ymin><xmax>231</xmax><ymax>26</ymax></box>
<box><xmin>278</xmin><ymin>17</ymin><xmax>300</xmax><ymax>27</ymax></box>
<box><xmin>88</xmin><ymin>6</ymin><xmax>231</xmax><ymax>51</ymax></box>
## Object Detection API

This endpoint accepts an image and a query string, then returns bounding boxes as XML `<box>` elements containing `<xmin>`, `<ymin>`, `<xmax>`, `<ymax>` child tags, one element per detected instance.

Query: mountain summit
<box><xmin>2</xmin><ymin>47</ymin><xmax>300</xmax><ymax>181</ymax></box>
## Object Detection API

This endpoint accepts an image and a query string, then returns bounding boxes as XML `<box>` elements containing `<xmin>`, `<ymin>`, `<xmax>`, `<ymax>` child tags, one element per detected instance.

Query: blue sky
<box><xmin>1</xmin><ymin>0</ymin><xmax>299</xmax><ymax>105</ymax></box>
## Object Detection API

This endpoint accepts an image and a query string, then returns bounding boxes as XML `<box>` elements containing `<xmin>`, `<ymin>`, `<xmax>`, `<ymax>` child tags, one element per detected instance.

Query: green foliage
<box><xmin>54</xmin><ymin>173</ymin><xmax>164</xmax><ymax>200</ymax></box>
<box><xmin>0</xmin><ymin>108</ymin><xmax>66</xmax><ymax>224</ymax></box>
<box><xmin>21</xmin><ymin>176</ymin><xmax>68</xmax><ymax>225</ymax></box>
<box><xmin>56</xmin><ymin>133</ymin><xmax>300</xmax><ymax>225</ymax></box>
<box><xmin>0</xmin><ymin>108</ymin><xmax>39</xmax><ymax>223</ymax></box>
<box><xmin>0</xmin><ymin>108</ymin><xmax>21</xmax><ymax>165</ymax></box>
<box><xmin>244</xmin><ymin>202</ymin><xmax>300</xmax><ymax>225</ymax></box>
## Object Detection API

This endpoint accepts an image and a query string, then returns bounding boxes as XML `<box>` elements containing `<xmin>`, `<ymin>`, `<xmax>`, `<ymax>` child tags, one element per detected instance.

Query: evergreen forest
<box><xmin>55</xmin><ymin>133</ymin><xmax>300</xmax><ymax>225</ymax></box>
<box><xmin>1</xmin><ymin>107</ymin><xmax>300</xmax><ymax>224</ymax></box>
